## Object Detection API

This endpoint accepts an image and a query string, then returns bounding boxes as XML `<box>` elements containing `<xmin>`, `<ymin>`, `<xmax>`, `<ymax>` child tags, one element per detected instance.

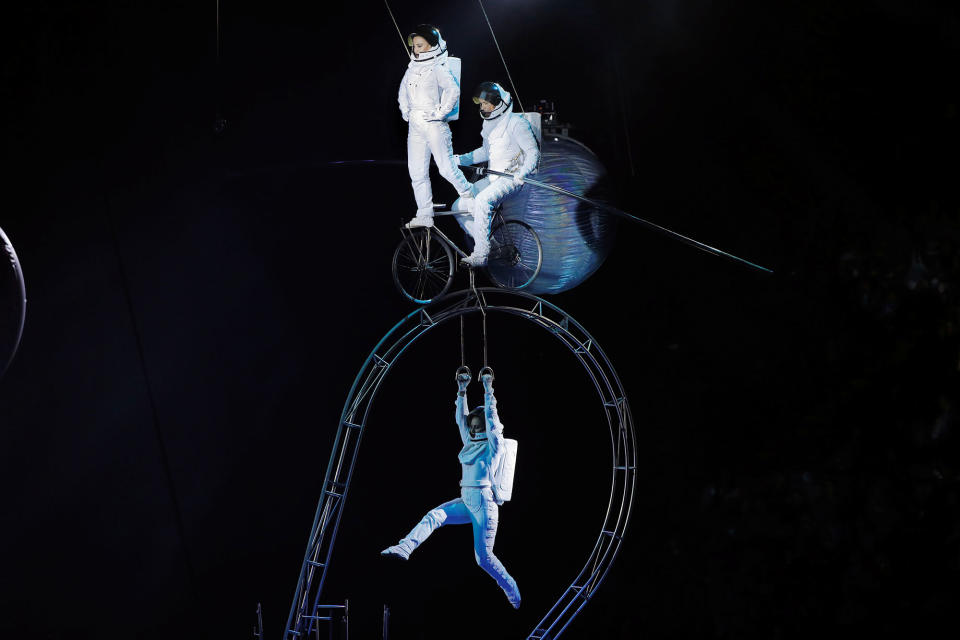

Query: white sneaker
<box><xmin>380</xmin><ymin>544</ymin><xmax>411</xmax><ymax>560</ymax></box>
<box><xmin>405</xmin><ymin>215</ymin><xmax>434</xmax><ymax>229</ymax></box>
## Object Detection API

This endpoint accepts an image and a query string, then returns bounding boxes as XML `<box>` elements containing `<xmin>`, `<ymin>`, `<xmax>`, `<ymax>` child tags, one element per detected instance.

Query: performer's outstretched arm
<box><xmin>455</xmin><ymin>372</ymin><xmax>471</xmax><ymax>445</ymax></box>
<box><xmin>456</xmin><ymin>143</ymin><xmax>489</xmax><ymax>168</ymax></box>
<box><xmin>482</xmin><ymin>374</ymin><xmax>504</xmax><ymax>453</ymax></box>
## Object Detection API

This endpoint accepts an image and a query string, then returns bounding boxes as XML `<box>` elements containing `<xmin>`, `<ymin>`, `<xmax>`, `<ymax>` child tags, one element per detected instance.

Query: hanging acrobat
<box><xmin>454</xmin><ymin>81</ymin><xmax>540</xmax><ymax>266</ymax></box>
<box><xmin>381</xmin><ymin>366</ymin><xmax>521</xmax><ymax>609</ymax></box>
<box><xmin>399</xmin><ymin>24</ymin><xmax>476</xmax><ymax>230</ymax></box>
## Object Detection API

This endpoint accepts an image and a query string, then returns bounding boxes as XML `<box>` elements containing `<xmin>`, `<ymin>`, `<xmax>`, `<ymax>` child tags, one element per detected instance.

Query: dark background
<box><xmin>2</xmin><ymin>0</ymin><xmax>958</xmax><ymax>638</ymax></box>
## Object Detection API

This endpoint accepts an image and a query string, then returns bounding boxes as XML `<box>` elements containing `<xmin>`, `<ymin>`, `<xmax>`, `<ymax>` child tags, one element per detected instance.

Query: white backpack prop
<box><xmin>491</xmin><ymin>438</ymin><xmax>518</xmax><ymax>504</ymax></box>
<box><xmin>444</xmin><ymin>57</ymin><xmax>461</xmax><ymax>122</ymax></box>
<box><xmin>521</xmin><ymin>111</ymin><xmax>542</xmax><ymax>148</ymax></box>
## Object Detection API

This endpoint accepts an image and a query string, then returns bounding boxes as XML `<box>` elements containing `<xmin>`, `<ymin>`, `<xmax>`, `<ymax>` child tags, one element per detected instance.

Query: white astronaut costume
<box><xmin>398</xmin><ymin>30</ymin><xmax>474</xmax><ymax>227</ymax></box>
<box><xmin>381</xmin><ymin>374</ymin><xmax>521</xmax><ymax>609</ymax></box>
<box><xmin>454</xmin><ymin>85</ymin><xmax>540</xmax><ymax>265</ymax></box>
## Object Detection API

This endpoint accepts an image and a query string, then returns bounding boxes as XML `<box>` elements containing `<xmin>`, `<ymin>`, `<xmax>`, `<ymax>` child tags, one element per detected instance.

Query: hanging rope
<box><xmin>383</xmin><ymin>0</ymin><xmax>411</xmax><ymax>59</ymax></box>
<box><xmin>477</xmin><ymin>0</ymin><xmax>526</xmax><ymax>115</ymax></box>
<box><xmin>467</xmin><ymin>268</ymin><xmax>491</xmax><ymax>375</ymax></box>
<box><xmin>460</xmin><ymin>315</ymin><xmax>466</xmax><ymax>369</ymax></box>
<box><xmin>482</xmin><ymin>303</ymin><xmax>488</xmax><ymax>370</ymax></box>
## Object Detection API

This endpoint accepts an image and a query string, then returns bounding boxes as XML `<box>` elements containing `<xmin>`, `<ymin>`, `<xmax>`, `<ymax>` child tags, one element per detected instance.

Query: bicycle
<box><xmin>391</xmin><ymin>205</ymin><xmax>543</xmax><ymax>304</ymax></box>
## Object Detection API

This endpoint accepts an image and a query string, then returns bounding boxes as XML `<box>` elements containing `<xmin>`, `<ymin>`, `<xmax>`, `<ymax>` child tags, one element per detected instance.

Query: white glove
<box><xmin>512</xmin><ymin>174</ymin><xmax>525</xmax><ymax>186</ymax></box>
<box><xmin>454</xmin><ymin>154</ymin><xmax>461</xmax><ymax>166</ymax></box>
<box><xmin>481</xmin><ymin>373</ymin><xmax>494</xmax><ymax>392</ymax></box>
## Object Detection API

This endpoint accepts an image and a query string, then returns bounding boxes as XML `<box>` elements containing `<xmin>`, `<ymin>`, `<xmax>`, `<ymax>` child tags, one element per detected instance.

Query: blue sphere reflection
<box><xmin>499</xmin><ymin>135</ymin><xmax>616</xmax><ymax>295</ymax></box>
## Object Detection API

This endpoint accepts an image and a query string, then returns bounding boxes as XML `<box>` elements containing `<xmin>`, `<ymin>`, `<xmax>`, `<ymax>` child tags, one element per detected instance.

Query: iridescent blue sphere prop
<box><xmin>499</xmin><ymin>135</ymin><xmax>616</xmax><ymax>295</ymax></box>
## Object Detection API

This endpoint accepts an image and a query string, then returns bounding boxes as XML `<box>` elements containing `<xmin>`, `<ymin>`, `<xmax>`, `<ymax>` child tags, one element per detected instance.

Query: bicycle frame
<box><xmin>398</xmin><ymin>208</ymin><xmax>506</xmax><ymax>260</ymax></box>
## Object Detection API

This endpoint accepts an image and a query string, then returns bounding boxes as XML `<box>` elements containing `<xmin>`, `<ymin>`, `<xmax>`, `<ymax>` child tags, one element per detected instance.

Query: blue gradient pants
<box><xmin>398</xmin><ymin>486</ymin><xmax>519</xmax><ymax>602</ymax></box>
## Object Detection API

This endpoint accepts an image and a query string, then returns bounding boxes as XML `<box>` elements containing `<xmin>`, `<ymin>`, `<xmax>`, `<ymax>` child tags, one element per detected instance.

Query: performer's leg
<box><xmin>425</xmin><ymin>122</ymin><xmax>474</xmax><ymax>199</ymax></box>
<box><xmin>407</xmin><ymin>122</ymin><xmax>435</xmax><ymax>222</ymax></box>
<box><xmin>464</xmin><ymin>487</ymin><xmax>521</xmax><ymax>608</ymax></box>
<box><xmin>453</xmin><ymin>177</ymin><xmax>491</xmax><ymax>235</ymax></box>
<box><xmin>462</xmin><ymin>178</ymin><xmax>521</xmax><ymax>266</ymax></box>
<box><xmin>381</xmin><ymin>498</ymin><xmax>470</xmax><ymax>560</ymax></box>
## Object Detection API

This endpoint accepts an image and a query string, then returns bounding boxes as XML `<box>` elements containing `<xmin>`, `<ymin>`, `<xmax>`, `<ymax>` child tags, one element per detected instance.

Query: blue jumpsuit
<box><xmin>382</xmin><ymin>383</ymin><xmax>521</xmax><ymax>608</ymax></box>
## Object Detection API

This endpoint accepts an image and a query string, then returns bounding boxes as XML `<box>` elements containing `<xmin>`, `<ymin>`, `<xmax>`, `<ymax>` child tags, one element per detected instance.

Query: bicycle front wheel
<box><xmin>392</xmin><ymin>229</ymin><xmax>455</xmax><ymax>304</ymax></box>
<box><xmin>485</xmin><ymin>220</ymin><xmax>543</xmax><ymax>290</ymax></box>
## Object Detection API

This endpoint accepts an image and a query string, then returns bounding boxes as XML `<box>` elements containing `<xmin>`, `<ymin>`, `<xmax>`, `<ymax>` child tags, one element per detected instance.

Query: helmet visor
<box><xmin>472</xmin><ymin>85</ymin><xmax>504</xmax><ymax>106</ymax></box>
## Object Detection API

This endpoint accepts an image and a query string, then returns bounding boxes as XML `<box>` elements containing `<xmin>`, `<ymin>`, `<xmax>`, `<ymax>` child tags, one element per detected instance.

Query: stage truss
<box><xmin>283</xmin><ymin>288</ymin><xmax>637</xmax><ymax>639</ymax></box>
<box><xmin>1</xmin><ymin>226</ymin><xmax>26</xmax><ymax>379</ymax></box>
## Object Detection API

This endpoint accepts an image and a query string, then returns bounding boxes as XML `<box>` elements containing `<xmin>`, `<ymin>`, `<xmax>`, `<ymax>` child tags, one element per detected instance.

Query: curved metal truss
<box><xmin>283</xmin><ymin>288</ymin><xmax>637</xmax><ymax>639</ymax></box>
<box><xmin>1</xmin><ymin>226</ymin><xmax>27</xmax><ymax>379</ymax></box>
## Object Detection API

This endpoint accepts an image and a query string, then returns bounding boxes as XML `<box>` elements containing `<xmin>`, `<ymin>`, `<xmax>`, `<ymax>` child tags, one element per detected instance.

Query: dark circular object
<box><xmin>485</xmin><ymin>220</ymin><xmax>542</xmax><ymax>290</ymax></box>
<box><xmin>391</xmin><ymin>229</ymin><xmax>454</xmax><ymax>304</ymax></box>
<box><xmin>1</xmin><ymin>226</ymin><xmax>26</xmax><ymax>379</ymax></box>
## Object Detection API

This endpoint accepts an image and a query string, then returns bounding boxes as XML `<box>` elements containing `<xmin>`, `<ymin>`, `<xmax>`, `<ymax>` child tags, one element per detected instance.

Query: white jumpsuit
<box><xmin>398</xmin><ymin>38</ymin><xmax>474</xmax><ymax>218</ymax></box>
<box><xmin>385</xmin><ymin>384</ymin><xmax>521</xmax><ymax>607</ymax></box>
<box><xmin>454</xmin><ymin>99</ymin><xmax>540</xmax><ymax>256</ymax></box>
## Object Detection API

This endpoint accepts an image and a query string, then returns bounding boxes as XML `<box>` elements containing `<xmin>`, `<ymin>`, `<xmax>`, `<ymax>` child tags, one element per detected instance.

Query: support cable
<box><xmin>460</xmin><ymin>315</ymin><xmax>466</xmax><ymax>369</ymax></box>
<box><xmin>102</xmin><ymin>194</ymin><xmax>197</xmax><ymax>593</ymax></box>
<box><xmin>477</xmin><ymin>0</ymin><xmax>526</xmax><ymax>115</ymax></box>
<box><xmin>213</xmin><ymin>1</ymin><xmax>226</xmax><ymax>133</ymax></box>
<box><xmin>467</xmin><ymin>166</ymin><xmax>774</xmax><ymax>274</ymax></box>
<box><xmin>468</xmin><ymin>268</ymin><xmax>489</xmax><ymax>370</ymax></box>
<box><xmin>383</xmin><ymin>0</ymin><xmax>411</xmax><ymax>59</ymax></box>
<box><xmin>482</xmin><ymin>303</ymin><xmax>488</xmax><ymax>369</ymax></box>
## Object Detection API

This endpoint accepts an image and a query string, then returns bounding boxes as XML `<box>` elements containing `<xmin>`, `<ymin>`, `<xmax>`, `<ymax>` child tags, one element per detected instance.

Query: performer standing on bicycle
<box><xmin>454</xmin><ymin>82</ymin><xmax>540</xmax><ymax>266</ymax></box>
<box><xmin>399</xmin><ymin>24</ymin><xmax>476</xmax><ymax>230</ymax></box>
<box><xmin>381</xmin><ymin>371</ymin><xmax>521</xmax><ymax>609</ymax></box>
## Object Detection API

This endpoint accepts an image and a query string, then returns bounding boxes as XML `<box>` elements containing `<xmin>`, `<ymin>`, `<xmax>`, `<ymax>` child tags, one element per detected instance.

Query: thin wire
<box><xmin>468</xmin><ymin>269</ymin><xmax>489</xmax><ymax>370</ymax></box>
<box><xmin>216</xmin><ymin>1</ymin><xmax>221</xmax><ymax>63</ymax></box>
<box><xmin>383</xmin><ymin>0</ymin><xmax>411</xmax><ymax>59</ymax></box>
<box><xmin>102</xmin><ymin>192</ymin><xmax>198</xmax><ymax>593</ymax></box>
<box><xmin>477</xmin><ymin>0</ymin><xmax>525</xmax><ymax>114</ymax></box>
<box><xmin>482</xmin><ymin>307</ymin><xmax>488</xmax><ymax>369</ymax></box>
<box><xmin>460</xmin><ymin>315</ymin><xmax>466</xmax><ymax>369</ymax></box>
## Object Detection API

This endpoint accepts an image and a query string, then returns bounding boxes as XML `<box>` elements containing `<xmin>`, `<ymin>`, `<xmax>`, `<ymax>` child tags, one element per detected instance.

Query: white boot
<box><xmin>462</xmin><ymin>210</ymin><xmax>491</xmax><ymax>266</ymax></box>
<box><xmin>405</xmin><ymin>214</ymin><xmax>434</xmax><ymax>229</ymax></box>
<box><xmin>461</xmin><ymin>234</ymin><xmax>490</xmax><ymax>267</ymax></box>
<box><xmin>380</xmin><ymin>543</ymin><xmax>411</xmax><ymax>560</ymax></box>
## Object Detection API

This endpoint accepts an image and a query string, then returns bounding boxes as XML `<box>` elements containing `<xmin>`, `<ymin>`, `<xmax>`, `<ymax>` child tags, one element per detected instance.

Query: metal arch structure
<box><xmin>283</xmin><ymin>288</ymin><xmax>637</xmax><ymax>640</ymax></box>
<box><xmin>1</xmin><ymin>226</ymin><xmax>27</xmax><ymax>380</ymax></box>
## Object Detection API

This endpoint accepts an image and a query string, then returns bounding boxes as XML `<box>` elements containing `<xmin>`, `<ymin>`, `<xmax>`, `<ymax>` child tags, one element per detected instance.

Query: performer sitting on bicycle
<box><xmin>381</xmin><ymin>371</ymin><xmax>521</xmax><ymax>609</ymax></box>
<box><xmin>454</xmin><ymin>82</ymin><xmax>540</xmax><ymax>267</ymax></box>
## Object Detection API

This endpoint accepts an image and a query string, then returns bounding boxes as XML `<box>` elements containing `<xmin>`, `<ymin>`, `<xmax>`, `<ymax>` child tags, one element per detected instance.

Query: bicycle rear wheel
<box><xmin>485</xmin><ymin>220</ymin><xmax>542</xmax><ymax>290</ymax></box>
<box><xmin>392</xmin><ymin>229</ymin><xmax>455</xmax><ymax>304</ymax></box>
